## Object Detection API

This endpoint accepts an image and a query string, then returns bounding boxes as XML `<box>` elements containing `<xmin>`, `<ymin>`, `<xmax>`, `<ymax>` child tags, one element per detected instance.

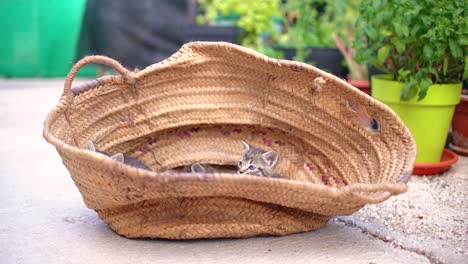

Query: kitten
<box><xmin>86</xmin><ymin>140</ymin><xmax>152</xmax><ymax>171</ymax></box>
<box><xmin>190</xmin><ymin>163</ymin><xmax>216</xmax><ymax>173</ymax></box>
<box><xmin>238</xmin><ymin>141</ymin><xmax>279</xmax><ymax>177</ymax></box>
<box><xmin>167</xmin><ymin>163</ymin><xmax>219</xmax><ymax>173</ymax></box>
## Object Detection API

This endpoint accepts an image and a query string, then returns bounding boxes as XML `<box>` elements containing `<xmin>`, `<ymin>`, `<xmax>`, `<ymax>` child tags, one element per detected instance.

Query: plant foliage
<box><xmin>278</xmin><ymin>0</ymin><xmax>335</xmax><ymax>53</ymax></box>
<box><xmin>197</xmin><ymin>0</ymin><xmax>338</xmax><ymax>61</ymax></box>
<box><xmin>328</xmin><ymin>0</ymin><xmax>368</xmax><ymax>80</ymax></box>
<box><xmin>355</xmin><ymin>0</ymin><xmax>467</xmax><ymax>100</ymax></box>
<box><xmin>197</xmin><ymin>0</ymin><xmax>281</xmax><ymax>50</ymax></box>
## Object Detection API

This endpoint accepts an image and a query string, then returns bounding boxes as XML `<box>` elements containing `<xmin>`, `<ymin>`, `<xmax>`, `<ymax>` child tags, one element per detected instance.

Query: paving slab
<box><xmin>1</xmin><ymin>79</ymin><xmax>466</xmax><ymax>264</ymax></box>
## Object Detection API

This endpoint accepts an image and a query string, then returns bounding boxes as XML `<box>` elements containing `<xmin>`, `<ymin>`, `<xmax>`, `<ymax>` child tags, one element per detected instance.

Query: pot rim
<box><xmin>460</xmin><ymin>92</ymin><xmax>468</xmax><ymax>103</ymax></box>
<box><xmin>371</xmin><ymin>74</ymin><xmax>463</xmax><ymax>106</ymax></box>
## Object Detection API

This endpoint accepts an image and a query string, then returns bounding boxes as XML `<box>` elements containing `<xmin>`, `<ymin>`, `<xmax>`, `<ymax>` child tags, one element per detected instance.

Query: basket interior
<box><xmin>41</xmin><ymin>43</ymin><xmax>418</xmax><ymax>239</ymax></box>
<box><xmin>47</xmin><ymin>44</ymin><xmax>415</xmax><ymax>189</ymax></box>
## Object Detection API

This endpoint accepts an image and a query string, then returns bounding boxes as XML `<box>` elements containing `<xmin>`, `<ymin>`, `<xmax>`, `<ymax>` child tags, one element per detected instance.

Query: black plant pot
<box><xmin>277</xmin><ymin>47</ymin><xmax>348</xmax><ymax>78</ymax></box>
<box><xmin>369</xmin><ymin>66</ymin><xmax>385</xmax><ymax>78</ymax></box>
<box><xmin>279</xmin><ymin>48</ymin><xmax>296</xmax><ymax>61</ymax></box>
<box><xmin>185</xmin><ymin>25</ymin><xmax>239</xmax><ymax>44</ymax></box>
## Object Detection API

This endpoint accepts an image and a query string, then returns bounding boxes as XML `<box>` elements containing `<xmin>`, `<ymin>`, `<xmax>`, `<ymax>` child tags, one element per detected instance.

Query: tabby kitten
<box><xmin>86</xmin><ymin>140</ymin><xmax>152</xmax><ymax>171</ymax></box>
<box><xmin>238</xmin><ymin>141</ymin><xmax>279</xmax><ymax>177</ymax></box>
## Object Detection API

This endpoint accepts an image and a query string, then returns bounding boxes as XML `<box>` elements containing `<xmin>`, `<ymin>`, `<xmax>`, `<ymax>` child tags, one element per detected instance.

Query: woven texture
<box><xmin>43</xmin><ymin>42</ymin><xmax>416</xmax><ymax>239</ymax></box>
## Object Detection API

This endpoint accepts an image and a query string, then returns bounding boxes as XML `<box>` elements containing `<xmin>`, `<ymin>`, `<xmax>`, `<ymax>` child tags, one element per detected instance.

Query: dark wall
<box><xmin>76</xmin><ymin>0</ymin><xmax>190</xmax><ymax>69</ymax></box>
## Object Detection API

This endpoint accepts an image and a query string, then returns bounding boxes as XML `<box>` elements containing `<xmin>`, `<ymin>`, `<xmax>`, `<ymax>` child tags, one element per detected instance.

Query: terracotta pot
<box><xmin>451</xmin><ymin>91</ymin><xmax>468</xmax><ymax>156</ymax></box>
<box><xmin>348</xmin><ymin>79</ymin><xmax>370</xmax><ymax>95</ymax></box>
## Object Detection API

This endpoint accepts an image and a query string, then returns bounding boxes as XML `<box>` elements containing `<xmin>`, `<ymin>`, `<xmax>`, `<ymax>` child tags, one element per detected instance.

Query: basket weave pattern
<box><xmin>43</xmin><ymin>42</ymin><xmax>416</xmax><ymax>239</ymax></box>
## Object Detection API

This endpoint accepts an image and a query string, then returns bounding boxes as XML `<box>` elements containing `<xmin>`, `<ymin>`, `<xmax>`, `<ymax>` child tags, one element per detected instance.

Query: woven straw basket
<box><xmin>43</xmin><ymin>42</ymin><xmax>416</xmax><ymax>239</ymax></box>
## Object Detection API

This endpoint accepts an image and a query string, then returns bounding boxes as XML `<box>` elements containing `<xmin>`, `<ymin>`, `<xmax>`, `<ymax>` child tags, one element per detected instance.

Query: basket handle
<box><xmin>63</xmin><ymin>55</ymin><xmax>136</xmax><ymax>100</ymax></box>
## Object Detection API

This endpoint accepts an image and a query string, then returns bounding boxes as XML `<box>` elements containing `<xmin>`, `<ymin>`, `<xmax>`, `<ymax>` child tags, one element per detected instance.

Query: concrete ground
<box><xmin>0</xmin><ymin>79</ymin><xmax>466</xmax><ymax>264</ymax></box>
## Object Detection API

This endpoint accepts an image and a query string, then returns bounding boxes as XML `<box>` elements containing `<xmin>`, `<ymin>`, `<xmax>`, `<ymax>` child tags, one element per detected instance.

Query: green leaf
<box><xmin>428</xmin><ymin>67</ymin><xmax>440</xmax><ymax>83</ymax></box>
<box><xmin>410</xmin><ymin>24</ymin><xmax>421</xmax><ymax>36</ymax></box>
<box><xmin>365</xmin><ymin>26</ymin><xmax>378</xmax><ymax>40</ymax></box>
<box><xmin>443</xmin><ymin>56</ymin><xmax>448</xmax><ymax>76</ymax></box>
<box><xmin>374</xmin><ymin>0</ymin><xmax>382</xmax><ymax>8</ymax></box>
<box><xmin>398</xmin><ymin>68</ymin><xmax>411</xmax><ymax>80</ymax></box>
<box><xmin>453</xmin><ymin>8</ymin><xmax>464</xmax><ymax>16</ymax></box>
<box><xmin>377</xmin><ymin>45</ymin><xmax>391</xmax><ymax>65</ymax></box>
<box><xmin>417</xmin><ymin>78</ymin><xmax>432</xmax><ymax>101</ymax></box>
<box><xmin>410</xmin><ymin>4</ymin><xmax>423</xmax><ymax>16</ymax></box>
<box><xmin>393</xmin><ymin>39</ymin><xmax>405</xmax><ymax>53</ymax></box>
<box><xmin>393</xmin><ymin>22</ymin><xmax>409</xmax><ymax>37</ymax></box>
<box><xmin>400</xmin><ymin>80</ymin><xmax>417</xmax><ymax>101</ymax></box>
<box><xmin>460</xmin><ymin>35</ymin><xmax>468</xmax><ymax>46</ymax></box>
<box><xmin>463</xmin><ymin>56</ymin><xmax>468</xmax><ymax>80</ymax></box>
<box><xmin>423</xmin><ymin>46</ymin><xmax>433</xmax><ymax>61</ymax></box>
<box><xmin>449</xmin><ymin>39</ymin><xmax>463</xmax><ymax>59</ymax></box>
<box><xmin>400</xmin><ymin>24</ymin><xmax>409</xmax><ymax>37</ymax></box>
<box><xmin>381</xmin><ymin>28</ymin><xmax>393</xmax><ymax>37</ymax></box>
<box><xmin>355</xmin><ymin>17</ymin><xmax>363</xmax><ymax>27</ymax></box>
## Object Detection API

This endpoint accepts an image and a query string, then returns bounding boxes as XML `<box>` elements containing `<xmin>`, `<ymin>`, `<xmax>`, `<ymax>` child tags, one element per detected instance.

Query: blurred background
<box><xmin>1</xmin><ymin>0</ymin><xmax>466</xmax><ymax>164</ymax></box>
<box><xmin>0</xmin><ymin>2</ymin><xmax>467</xmax><ymax>262</ymax></box>
<box><xmin>0</xmin><ymin>0</ymin><xmax>360</xmax><ymax>79</ymax></box>
<box><xmin>0</xmin><ymin>0</ymin><xmax>468</xmax><ymax>159</ymax></box>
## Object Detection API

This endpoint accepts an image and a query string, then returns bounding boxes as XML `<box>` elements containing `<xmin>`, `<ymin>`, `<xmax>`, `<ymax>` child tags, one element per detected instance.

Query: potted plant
<box><xmin>451</xmin><ymin>88</ymin><xmax>468</xmax><ymax>155</ymax></box>
<box><xmin>355</xmin><ymin>0</ymin><xmax>466</xmax><ymax>164</ymax></box>
<box><xmin>328</xmin><ymin>0</ymin><xmax>370</xmax><ymax>94</ymax></box>
<box><xmin>276</xmin><ymin>0</ymin><xmax>348</xmax><ymax>78</ymax></box>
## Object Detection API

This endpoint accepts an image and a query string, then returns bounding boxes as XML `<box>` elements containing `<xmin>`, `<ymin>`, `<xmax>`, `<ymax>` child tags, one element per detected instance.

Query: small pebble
<box><xmin>63</xmin><ymin>216</ymin><xmax>75</xmax><ymax>224</ymax></box>
<box><xmin>382</xmin><ymin>236</ymin><xmax>393</xmax><ymax>242</ymax></box>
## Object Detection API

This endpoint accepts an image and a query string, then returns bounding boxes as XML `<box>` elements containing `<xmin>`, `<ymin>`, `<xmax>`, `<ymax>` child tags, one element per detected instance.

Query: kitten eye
<box><xmin>248</xmin><ymin>165</ymin><xmax>256</xmax><ymax>170</ymax></box>
<box><xmin>238</xmin><ymin>161</ymin><xmax>242</xmax><ymax>167</ymax></box>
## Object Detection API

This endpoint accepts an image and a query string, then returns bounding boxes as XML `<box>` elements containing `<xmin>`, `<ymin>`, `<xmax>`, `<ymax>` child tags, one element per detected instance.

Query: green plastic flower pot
<box><xmin>371</xmin><ymin>75</ymin><xmax>462</xmax><ymax>163</ymax></box>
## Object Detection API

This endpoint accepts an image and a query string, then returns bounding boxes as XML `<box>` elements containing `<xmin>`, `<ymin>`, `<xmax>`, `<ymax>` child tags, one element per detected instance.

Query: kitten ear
<box><xmin>241</xmin><ymin>141</ymin><xmax>250</xmax><ymax>152</ymax></box>
<box><xmin>262</xmin><ymin>150</ymin><xmax>278</xmax><ymax>167</ymax></box>
<box><xmin>86</xmin><ymin>140</ymin><xmax>96</xmax><ymax>152</ymax></box>
<box><xmin>110</xmin><ymin>153</ymin><xmax>124</xmax><ymax>163</ymax></box>
<box><xmin>191</xmin><ymin>163</ymin><xmax>206</xmax><ymax>173</ymax></box>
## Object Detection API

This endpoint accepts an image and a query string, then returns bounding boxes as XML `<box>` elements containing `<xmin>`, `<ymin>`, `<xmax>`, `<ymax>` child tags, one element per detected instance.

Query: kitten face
<box><xmin>238</xmin><ymin>141</ymin><xmax>278</xmax><ymax>177</ymax></box>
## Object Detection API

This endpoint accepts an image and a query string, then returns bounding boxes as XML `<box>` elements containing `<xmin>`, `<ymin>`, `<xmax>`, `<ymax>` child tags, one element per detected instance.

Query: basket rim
<box><xmin>43</xmin><ymin>41</ymin><xmax>416</xmax><ymax>205</ymax></box>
